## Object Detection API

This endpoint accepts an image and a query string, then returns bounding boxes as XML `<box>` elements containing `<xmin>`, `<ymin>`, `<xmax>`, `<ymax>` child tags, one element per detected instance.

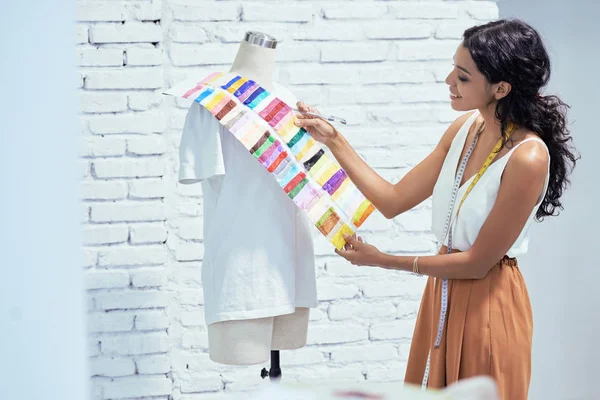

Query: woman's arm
<box><xmin>295</xmin><ymin>102</ymin><xmax>476</xmax><ymax>219</ymax></box>
<box><xmin>340</xmin><ymin>139</ymin><xmax>549</xmax><ymax>279</ymax></box>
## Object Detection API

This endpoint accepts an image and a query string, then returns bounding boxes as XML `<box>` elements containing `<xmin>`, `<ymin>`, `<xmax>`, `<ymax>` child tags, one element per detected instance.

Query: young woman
<box><xmin>294</xmin><ymin>19</ymin><xmax>578</xmax><ymax>399</ymax></box>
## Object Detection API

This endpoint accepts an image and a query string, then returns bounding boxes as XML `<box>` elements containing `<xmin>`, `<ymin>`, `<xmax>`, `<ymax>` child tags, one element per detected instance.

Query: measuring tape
<box><xmin>421</xmin><ymin>120</ymin><xmax>515</xmax><ymax>389</ymax></box>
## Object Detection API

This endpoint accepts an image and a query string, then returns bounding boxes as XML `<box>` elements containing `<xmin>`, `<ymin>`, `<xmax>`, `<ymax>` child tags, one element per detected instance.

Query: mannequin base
<box><xmin>207</xmin><ymin>308</ymin><xmax>309</xmax><ymax>365</ymax></box>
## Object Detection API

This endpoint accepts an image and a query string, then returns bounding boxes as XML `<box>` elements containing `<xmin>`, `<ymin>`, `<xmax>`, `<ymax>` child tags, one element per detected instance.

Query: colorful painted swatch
<box><xmin>166</xmin><ymin>72</ymin><xmax>376</xmax><ymax>250</ymax></box>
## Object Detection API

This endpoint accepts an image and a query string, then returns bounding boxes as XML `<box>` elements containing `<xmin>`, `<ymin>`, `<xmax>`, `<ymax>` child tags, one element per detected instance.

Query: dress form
<box><xmin>205</xmin><ymin>31</ymin><xmax>311</xmax><ymax>369</ymax></box>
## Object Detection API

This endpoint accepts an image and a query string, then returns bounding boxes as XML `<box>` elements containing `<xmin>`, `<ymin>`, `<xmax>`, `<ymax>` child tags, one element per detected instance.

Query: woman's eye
<box><xmin>458</xmin><ymin>76</ymin><xmax>468</xmax><ymax>82</ymax></box>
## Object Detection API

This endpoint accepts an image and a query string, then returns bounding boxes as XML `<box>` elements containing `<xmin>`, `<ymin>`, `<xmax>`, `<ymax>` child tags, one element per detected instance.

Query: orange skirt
<box><xmin>404</xmin><ymin>252</ymin><xmax>533</xmax><ymax>400</ymax></box>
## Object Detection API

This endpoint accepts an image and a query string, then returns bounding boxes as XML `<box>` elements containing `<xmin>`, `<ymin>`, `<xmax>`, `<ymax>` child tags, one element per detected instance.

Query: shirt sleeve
<box><xmin>178</xmin><ymin>102</ymin><xmax>226</xmax><ymax>184</ymax></box>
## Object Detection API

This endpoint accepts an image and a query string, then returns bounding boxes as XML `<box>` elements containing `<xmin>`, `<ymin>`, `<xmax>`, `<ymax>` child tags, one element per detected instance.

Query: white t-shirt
<box><xmin>431</xmin><ymin>111</ymin><xmax>550</xmax><ymax>258</ymax></box>
<box><xmin>178</xmin><ymin>82</ymin><xmax>317</xmax><ymax>326</ymax></box>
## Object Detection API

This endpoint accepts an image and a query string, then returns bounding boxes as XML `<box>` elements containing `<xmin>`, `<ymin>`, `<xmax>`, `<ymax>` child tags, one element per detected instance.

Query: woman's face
<box><xmin>445</xmin><ymin>43</ymin><xmax>498</xmax><ymax>112</ymax></box>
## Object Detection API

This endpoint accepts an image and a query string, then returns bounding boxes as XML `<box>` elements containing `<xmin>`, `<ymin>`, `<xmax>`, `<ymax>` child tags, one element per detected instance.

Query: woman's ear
<box><xmin>494</xmin><ymin>81</ymin><xmax>512</xmax><ymax>100</ymax></box>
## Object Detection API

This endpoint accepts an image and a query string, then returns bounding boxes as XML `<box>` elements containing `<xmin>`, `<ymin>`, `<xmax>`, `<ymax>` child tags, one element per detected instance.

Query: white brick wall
<box><xmin>78</xmin><ymin>1</ymin><xmax>498</xmax><ymax>398</ymax></box>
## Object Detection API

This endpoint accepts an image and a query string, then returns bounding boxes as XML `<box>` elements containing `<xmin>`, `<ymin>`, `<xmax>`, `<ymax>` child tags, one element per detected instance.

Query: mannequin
<box><xmin>175</xmin><ymin>31</ymin><xmax>317</xmax><ymax>367</ymax></box>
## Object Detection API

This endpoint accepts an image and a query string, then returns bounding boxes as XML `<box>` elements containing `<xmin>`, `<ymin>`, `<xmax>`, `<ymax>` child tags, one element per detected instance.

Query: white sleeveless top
<box><xmin>431</xmin><ymin>111</ymin><xmax>550</xmax><ymax>258</ymax></box>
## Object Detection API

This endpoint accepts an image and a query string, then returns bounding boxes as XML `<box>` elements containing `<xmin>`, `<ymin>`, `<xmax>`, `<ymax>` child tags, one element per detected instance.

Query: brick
<box><xmin>88</xmin><ymin>113</ymin><xmax>166</xmax><ymax>134</ymax></box>
<box><xmin>81</xmin><ymin>136</ymin><xmax>127</xmax><ymax>157</ymax></box>
<box><xmin>284</xmin><ymin>365</ymin><xmax>364</xmax><ymax>384</ymax></box>
<box><xmin>275</xmin><ymin>43</ymin><xmax>321</xmax><ymax>63</ymax></box>
<box><xmin>82</xmin><ymin>248</ymin><xmax>98</xmax><ymax>269</ymax></box>
<box><xmin>366</xmin><ymin>361</ymin><xmax>407</xmax><ymax>382</ymax></box>
<box><xmin>285</xmin><ymin>64</ymin><xmax>360</xmax><ymax>85</ymax></box>
<box><xmin>128</xmin><ymin>92</ymin><xmax>162</xmax><ymax>111</ymax></box>
<box><xmin>371</xmin><ymin>232</ymin><xmax>437</xmax><ymax>255</ymax></box>
<box><xmin>370</xmin><ymin>319</ymin><xmax>418</xmax><ymax>340</ymax></box>
<box><xmin>180</xmin><ymin>373</ymin><xmax>223</xmax><ymax>393</ymax></box>
<box><xmin>331</xmin><ymin>344</ymin><xmax>398</xmax><ymax>363</ymax></box>
<box><xmin>76</xmin><ymin>25</ymin><xmax>89</xmax><ymax>44</ymax></box>
<box><xmin>93</xmin><ymin>158</ymin><xmax>165</xmax><ymax>179</ymax></box>
<box><xmin>307</xmin><ymin>323</ymin><xmax>368</xmax><ymax>345</ymax></box>
<box><xmin>126</xmin><ymin>136</ymin><xmax>166</xmax><ymax>155</ymax></box>
<box><xmin>131</xmin><ymin>268</ymin><xmax>167</xmax><ymax>288</ymax></box>
<box><xmin>181</xmin><ymin>329</ymin><xmax>208</xmax><ymax>350</ymax></box>
<box><xmin>365</xmin><ymin>21</ymin><xmax>433</xmax><ymax>39</ymax></box>
<box><xmin>90</xmin><ymin>23</ymin><xmax>162</xmax><ymax>44</ymax></box>
<box><xmin>135</xmin><ymin>310</ymin><xmax>169</xmax><ymax>330</ymax></box>
<box><xmin>93</xmin><ymin>290</ymin><xmax>169</xmax><ymax>311</ymax></box>
<box><xmin>435</xmin><ymin>20</ymin><xmax>477</xmax><ymax>39</ymax></box>
<box><xmin>88</xmin><ymin>312</ymin><xmax>135</xmax><ymax>332</ymax></box>
<box><xmin>329</xmin><ymin>301</ymin><xmax>397</xmax><ymax>321</ymax></box>
<box><xmin>322</xmin><ymin>2</ymin><xmax>387</xmax><ymax>19</ymax></box>
<box><xmin>129</xmin><ymin>222</ymin><xmax>167</xmax><ymax>244</ymax></box>
<box><xmin>91</xmin><ymin>203</ymin><xmax>166</xmax><ymax>223</ymax></box>
<box><xmin>174</xmin><ymin>242</ymin><xmax>204</xmax><ymax>262</ymax></box>
<box><xmin>89</xmin><ymin>337</ymin><xmax>102</xmax><ymax>357</ymax></box>
<box><xmin>100</xmin><ymin>375</ymin><xmax>172</xmax><ymax>398</ymax></box>
<box><xmin>361</xmin><ymin>277</ymin><xmax>426</xmax><ymax>299</ymax></box>
<box><xmin>321</xmin><ymin>43</ymin><xmax>389</xmax><ymax>63</ymax></box>
<box><xmin>77</xmin><ymin>4</ymin><xmax>126</xmax><ymax>22</ymax></box>
<box><xmin>126</xmin><ymin>47</ymin><xmax>163</xmax><ymax>66</ymax></box>
<box><xmin>171</xmin><ymin>3</ymin><xmax>240</xmax><ymax>22</ymax></box>
<box><xmin>83</xmin><ymin>224</ymin><xmax>129</xmax><ymax>245</ymax></box>
<box><xmin>358</xmin><ymin>146</ymin><xmax>430</xmax><ymax>169</ymax></box>
<box><xmin>81</xmin><ymin>181</ymin><xmax>128</xmax><ymax>200</ymax></box>
<box><xmin>80</xmin><ymin>92</ymin><xmax>128</xmax><ymax>113</ymax></box>
<box><xmin>359</xmin><ymin>211</ymin><xmax>393</xmax><ymax>232</ymax></box>
<box><xmin>206</xmin><ymin>22</ymin><xmax>292</xmax><ymax>44</ymax></box>
<box><xmin>180</xmin><ymin>309</ymin><xmax>205</xmax><ymax>327</ymax></box>
<box><xmin>85</xmin><ymin>270</ymin><xmax>129</xmax><ymax>290</ymax></box>
<box><xmin>460</xmin><ymin>1</ymin><xmax>499</xmax><ymax>20</ymax></box>
<box><xmin>390</xmin><ymin>2</ymin><xmax>460</xmax><ymax>19</ymax></box>
<box><xmin>310</xmin><ymin>306</ymin><xmax>327</xmax><ymax>322</ymax></box>
<box><xmin>293</xmin><ymin>23</ymin><xmax>362</xmax><ymax>41</ymax></box>
<box><xmin>136</xmin><ymin>355</ymin><xmax>170</xmax><ymax>374</ymax></box>
<box><xmin>173</xmin><ymin>266</ymin><xmax>201</xmax><ymax>288</ymax></box>
<box><xmin>169</xmin><ymin>23</ymin><xmax>208</xmax><ymax>43</ymax></box>
<box><xmin>177</xmin><ymin>220</ymin><xmax>203</xmax><ymax>241</ymax></box>
<box><xmin>280</xmin><ymin>348</ymin><xmax>326</xmax><ymax>366</ymax></box>
<box><xmin>368</xmin><ymin>104</ymin><xmax>451</xmax><ymax>124</ymax></box>
<box><xmin>396</xmin><ymin>207</ymin><xmax>433</xmax><ymax>231</ymax></box>
<box><xmin>396</xmin><ymin>39</ymin><xmax>460</xmax><ymax>61</ymax></box>
<box><xmin>324</xmin><ymin>256</ymin><xmax>390</xmax><ymax>277</ymax></box>
<box><xmin>90</xmin><ymin>357</ymin><xmax>136</xmax><ymax>377</ymax></box>
<box><xmin>169</xmin><ymin>43</ymin><xmax>239</xmax><ymax>66</ymax></box>
<box><xmin>84</xmin><ymin>68</ymin><xmax>163</xmax><ymax>89</ymax></box>
<box><xmin>126</xmin><ymin>2</ymin><xmax>162</xmax><ymax>21</ymax></box>
<box><xmin>397</xmin><ymin>300</ymin><xmax>421</xmax><ymax>320</ymax></box>
<box><xmin>77</xmin><ymin>47</ymin><xmax>123</xmax><ymax>66</ymax></box>
<box><xmin>242</xmin><ymin>4</ymin><xmax>313</xmax><ymax>22</ymax></box>
<box><xmin>98</xmin><ymin>246</ymin><xmax>167</xmax><ymax>267</ymax></box>
<box><xmin>178</xmin><ymin>289</ymin><xmax>204</xmax><ymax>306</ymax></box>
<box><xmin>316</xmin><ymin>279</ymin><xmax>360</xmax><ymax>301</ymax></box>
<box><xmin>358</xmin><ymin>64</ymin><xmax>435</xmax><ymax>84</ymax></box>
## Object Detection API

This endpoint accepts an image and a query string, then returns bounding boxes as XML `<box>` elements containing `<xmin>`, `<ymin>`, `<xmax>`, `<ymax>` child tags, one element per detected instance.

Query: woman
<box><xmin>294</xmin><ymin>19</ymin><xmax>577</xmax><ymax>399</ymax></box>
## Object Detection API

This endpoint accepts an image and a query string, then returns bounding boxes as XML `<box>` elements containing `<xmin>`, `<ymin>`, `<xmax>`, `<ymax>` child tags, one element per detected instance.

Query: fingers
<box><xmin>343</xmin><ymin>234</ymin><xmax>358</xmax><ymax>245</ymax></box>
<box><xmin>296</xmin><ymin>101</ymin><xmax>319</xmax><ymax>115</ymax></box>
<box><xmin>295</xmin><ymin>118</ymin><xmax>326</xmax><ymax>129</ymax></box>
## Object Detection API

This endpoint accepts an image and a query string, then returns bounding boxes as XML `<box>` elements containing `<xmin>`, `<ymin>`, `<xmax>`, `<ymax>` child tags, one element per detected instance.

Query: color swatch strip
<box><xmin>173</xmin><ymin>72</ymin><xmax>376</xmax><ymax>250</ymax></box>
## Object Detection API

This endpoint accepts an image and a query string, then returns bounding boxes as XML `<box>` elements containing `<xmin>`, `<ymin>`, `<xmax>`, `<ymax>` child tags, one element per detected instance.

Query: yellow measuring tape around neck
<box><xmin>455</xmin><ymin>123</ymin><xmax>516</xmax><ymax>216</ymax></box>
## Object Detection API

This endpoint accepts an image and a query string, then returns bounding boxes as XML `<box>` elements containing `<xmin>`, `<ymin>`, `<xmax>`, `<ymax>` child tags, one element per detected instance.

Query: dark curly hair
<box><xmin>463</xmin><ymin>19</ymin><xmax>578</xmax><ymax>221</ymax></box>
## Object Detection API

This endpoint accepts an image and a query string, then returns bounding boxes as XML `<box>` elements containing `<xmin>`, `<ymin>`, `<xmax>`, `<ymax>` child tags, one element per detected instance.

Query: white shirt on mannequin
<box><xmin>178</xmin><ymin>82</ymin><xmax>317</xmax><ymax>326</ymax></box>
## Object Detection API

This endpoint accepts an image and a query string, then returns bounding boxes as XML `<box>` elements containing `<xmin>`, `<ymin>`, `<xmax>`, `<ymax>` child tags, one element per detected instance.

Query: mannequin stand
<box><xmin>260</xmin><ymin>350</ymin><xmax>282</xmax><ymax>381</ymax></box>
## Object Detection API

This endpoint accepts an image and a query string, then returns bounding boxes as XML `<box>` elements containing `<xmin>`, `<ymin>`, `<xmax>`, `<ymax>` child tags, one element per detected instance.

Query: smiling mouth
<box><xmin>450</xmin><ymin>93</ymin><xmax>462</xmax><ymax>99</ymax></box>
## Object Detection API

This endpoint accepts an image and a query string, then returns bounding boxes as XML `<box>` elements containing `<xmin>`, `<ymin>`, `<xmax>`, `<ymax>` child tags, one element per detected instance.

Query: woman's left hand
<box><xmin>336</xmin><ymin>234</ymin><xmax>384</xmax><ymax>268</ymax></box>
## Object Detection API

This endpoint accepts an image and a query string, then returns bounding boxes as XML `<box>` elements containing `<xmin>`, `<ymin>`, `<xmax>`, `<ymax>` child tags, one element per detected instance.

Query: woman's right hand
<box><xmin>294</xmin><ymin>101</ymin><xmax>339</xmax><ymax>146</ymax></box>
